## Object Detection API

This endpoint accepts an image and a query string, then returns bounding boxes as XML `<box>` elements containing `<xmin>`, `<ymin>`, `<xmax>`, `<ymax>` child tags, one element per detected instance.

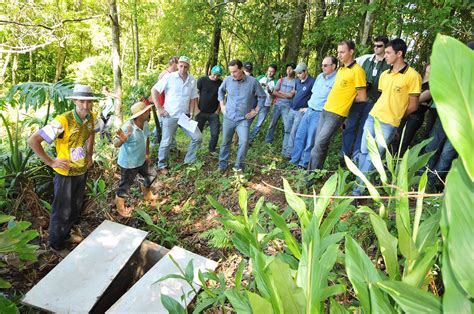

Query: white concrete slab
<box><xmin>23</xmin><ymin>220</ymin><xmax>148</xmax><ymax>313</ymax></box>
<box><xmin>107</xmin><ymin>246</ymin><xmax>218</xmax><ymax>313</ymax></box>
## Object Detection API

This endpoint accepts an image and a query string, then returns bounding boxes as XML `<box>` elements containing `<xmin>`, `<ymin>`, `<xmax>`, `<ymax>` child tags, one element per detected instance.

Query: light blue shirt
<box><xmin>307</xmin><ymin>71</ymin><xmax>336</xmax><ymax>111</ymax></box>
<box><xmin>218</xmin><ymin>74</ymin><xmax>266</xmax><ymax>121</ymax></box>
<box><xmin>275</xmin><ymin>77</ymin><xmax>296</xmax><ymax>107</ymax></box>
<box><xmin>117</xmin><ymin>120</ymin><xmax>150</xmax><ymax>169</ymax></box>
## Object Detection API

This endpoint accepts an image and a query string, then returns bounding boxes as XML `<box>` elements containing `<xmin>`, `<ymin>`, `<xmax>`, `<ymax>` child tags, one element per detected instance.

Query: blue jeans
<box><xmin>157</xmin><ymin>116</ymin><xmax>202</xmax><ymax>169</ymax></box>
<box><xmin>284</xmin><ymin>109</ymin><xmax>305</xmax><ymax>157</ymax></box>
<box><xmin>353</xmin><ymin>115</ymin><xmax>397</xmax><ymax>195</ymax></box>
<box><xmin>265</xmin><ymin>103</ymin><xmax>290</xmax><ymax>151</ymax></box>
<box><xmin>196</xmin><ymin>112</ymin><xmax>221</xmax><ymax>153</ymax></box>
<box><xmin>308</xmin><ymin>110</ymin><xmax>345</xmax><ymax>171</ymax></box>
<box><xmin>250</xmin><ymin>106</ymin><xmax>270</xmax><ymax>141</ymax></box>
<box><xmin>424</xmin><ymin>118</ymin><xmax>457</xmax><ymax>184</ymax></box>
<box><xmin>291</xmin><ymin>108</ymin><xmax>321</xmax><ymax>168</ymax></box>
<box><xmin>342</xmin><ymin>101</ymin><xmax>374</xmax><ymax>162</ymax></box>
<box><xmin>219</xmin><ymin>117</ymin><xmax>250</xmax><ymax>170</ymax></box>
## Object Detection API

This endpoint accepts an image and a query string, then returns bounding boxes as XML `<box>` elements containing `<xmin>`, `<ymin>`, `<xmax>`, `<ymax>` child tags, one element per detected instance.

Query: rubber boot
<box><xmin>141</xmin><ymin>186</ymin><xmax>156</xmax><ymax>206</ymax></box>
<box><xmin>115</xmin><ymin>196</ymin><xmax>132</xmax><ymax>217</ymax></box>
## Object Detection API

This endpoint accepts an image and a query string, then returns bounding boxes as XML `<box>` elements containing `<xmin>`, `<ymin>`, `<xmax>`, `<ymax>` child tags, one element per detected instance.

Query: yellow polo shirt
<box><xmin>370</xmin><ymin>65</ymin><xmax>421</xmax><ymax>127</ymax></box>
<box><xmin>324</xmin><ymin>61</ymin><xmax>366</xmax><ymax>117</ymax></box>
<box><xmin>39</xmin><ymin>110</ymin><xmax>97</xmax><ymax>176</ymax></box>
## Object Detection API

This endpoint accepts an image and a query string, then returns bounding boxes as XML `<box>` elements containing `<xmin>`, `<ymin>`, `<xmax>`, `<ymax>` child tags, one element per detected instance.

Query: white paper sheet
<box><xmin>177</xmin><ymin>113</ymin><xmax>199</xmax><ymax>134</ymax></box>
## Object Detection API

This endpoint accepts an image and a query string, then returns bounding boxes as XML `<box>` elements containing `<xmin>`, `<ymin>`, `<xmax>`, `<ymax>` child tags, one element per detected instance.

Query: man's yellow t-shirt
<box><xmin>39</xmin><ymin>110</ymin><xmax>97</xmax><ymax>176</ymax></box>
<box><xmin>324</xmin><ymin>61</ymin><xmax>366</xmax><ymax>117</ymax></box>
<box><xmin>370</xmin><ymin>65</ymin><xmax>421</xmax><ymax>127</ymax></box>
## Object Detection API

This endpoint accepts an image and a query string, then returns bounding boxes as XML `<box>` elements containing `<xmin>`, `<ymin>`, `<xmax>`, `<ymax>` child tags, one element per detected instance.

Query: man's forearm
<box><xmin>28</xmin><ymin>133</ymin><xmax>53</xmax><ymax>167</ymax></box>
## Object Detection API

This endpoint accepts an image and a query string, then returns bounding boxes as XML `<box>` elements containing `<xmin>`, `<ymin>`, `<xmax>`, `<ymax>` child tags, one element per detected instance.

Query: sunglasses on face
<box><xmin>374</xmin><ymin>44</ymin><xmax>384</xmax><ymax>48</ymax></box>
<box><xmin>322</xmin><ymin>64</ymin><xmax>333</xmax><ymax>67</ymax></box>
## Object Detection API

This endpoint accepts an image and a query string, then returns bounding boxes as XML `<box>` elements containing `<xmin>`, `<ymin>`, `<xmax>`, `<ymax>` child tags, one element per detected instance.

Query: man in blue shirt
<box><xmin>284</xmin><ymin>62</ymin><xmax>315</xmax><ymax>158</ymax></box>
<box><xmin>291</xmin><ymin>56</ymin><xmax>337</xmax><ymax>168</ymax></box>
<box><xmin>218</xmin><ymin>59</ymin><xmax>266</xmax><ymax>171</ymax></box>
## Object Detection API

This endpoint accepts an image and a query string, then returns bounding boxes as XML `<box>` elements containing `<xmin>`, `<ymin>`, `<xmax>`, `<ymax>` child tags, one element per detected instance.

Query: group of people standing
<box><xmin>27</xmin><ymin>35</ymin><xmax>464</xmax><ymax>255</ymax></box>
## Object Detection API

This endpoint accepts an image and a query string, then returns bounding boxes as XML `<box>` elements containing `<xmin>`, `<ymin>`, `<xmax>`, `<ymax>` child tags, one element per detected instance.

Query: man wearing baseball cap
<box><xmin>114</xmin><ymin>101</ymin><xmax>157</xmax><ymax>217</ymax></box>
<box><xmin>28</xmin><ymin>84</ymin><xmax>100</xmax><ymax>255</ymax></box>
<box><xmin>195</xmin><ymin>65</ymin><xmax>224</xmax><ymax>154</ymax></box>
<box><xmin>151</xmin><ymin>55</ymin><xmax>201</xmax><ymax>171</ymax></box>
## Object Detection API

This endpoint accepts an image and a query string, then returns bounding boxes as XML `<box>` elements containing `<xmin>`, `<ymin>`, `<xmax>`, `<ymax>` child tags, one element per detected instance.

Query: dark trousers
<box><xmin>196</xmin><ymin>112</ymin><xmax>220</xmax><ymax>152</ymax></box>
<box><xmin>117</xmin><ymin>162</ymin><xmax>157</xmax><ymax>198</ymax></box>
<box><xmin>49</xmin><ymin>173</ymin><xmax>87</xmax><ymax>249</ymax></box>
<box><xmin>308</xmin><ymin>110</ymin><xmax>345</xmax><ymax>171</ymax></box>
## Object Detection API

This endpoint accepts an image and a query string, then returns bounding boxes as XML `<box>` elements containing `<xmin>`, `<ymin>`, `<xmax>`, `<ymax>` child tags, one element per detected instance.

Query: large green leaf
<box><xmin>297</xmin><ymin>215</ymin><xmax>321</xmax><ymax>312</ymax></box>
<box><xmin>329</xmin><ymin>298</ymin><xmax>349</xmax><ymax>314</ymax></box>
<box><xmin>225</xmin><ymin>289</ymin><xmax>252</xmax><ymax>314</ymax></box>
<box><xmin>268</xmin><ymin>258</ymin><xmax>306</xmax><ymax>314</ymax></box>
<box><xmin>358</xmin><ymin>206</ymin><xmax>400</xmax><ymax>280</ymax></box>
<box><xmin>441</xmin><ymin>244</ymin><xmax>472</xmax><ymax>313</ymax></box>
<box><xmin>415</xmin><ymin>210</ymin><xmax>440</xmax><ymax>252</ymax></box>
<box><xmin>376</xmin><ymin>280</ymin><xmax>441</xmax><ymax>313</ymax></box>
<box><xmin>344</xmin><ymin>155</ymin><xmax>381</xmax><ymax>202</ymax></box>
<box><xmin>320</xmin><ymin>199</ymin><xmax>352</xmax><ymax>238</ymax></box>
<box><xmin>264</xmin><ymin>206</ymin><xmax>301</xmax><ymax>259</ymax></box>
<box><xmin>430</xmin><ymin>34</ymin><xmax>474</xmax><ymax>180</ymax></box>
<box><xmin>247</xmin><ymin>291</ymin><xmax>274</xmax><ymax>314</ymax></box>
<box><xmin>402</xmin><ymin>244</ymin><xmax>438</xmax><ymax>288</ymax></box>
<box><xmin>314</xmin><ymin>173</ymin><xmax>338</xmax><ymax>224</ymax></box>
<box><xmin>344</xmin><ymin>236</ymin><xmax>382</xmax><ymax>313</ymax></box>
<box><xmin>160</xmin><ymin>294</ymin><xmax>187</xmax><ymax>314</ymax></box>
<box><xmin>283</xmin><ymin>178</ymin><xmax>310</xmax><ymax>228</ymax></box>
<box><xmin>443</xmin><ymin>159</ymin><xmax>474</xmax><ymax>297</ymax></box>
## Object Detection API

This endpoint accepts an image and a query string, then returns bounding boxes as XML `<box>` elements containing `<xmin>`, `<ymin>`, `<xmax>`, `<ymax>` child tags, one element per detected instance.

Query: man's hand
<box><xmin>117</xmin><ymin>124</ymin><xmax>133</xmax><ymax>142</ymax></box>
<box><xmin>50</xmin><ymin>158</ymin><xmax>71</xmax><ymax>171</ymax></box>
<box><xmin>245</xmin><ymin>109</ymin><xmax>258</xmax><ymax>120</ymax></box>
<box><xmin>299</xmin><ymin>108</ymin><xmax>307</xmax><ymax>113</ymax></box>
<box><xmin>158</xmin><ymin>107</ymin><xmax>169</xmax><ymax>117</ymax></box>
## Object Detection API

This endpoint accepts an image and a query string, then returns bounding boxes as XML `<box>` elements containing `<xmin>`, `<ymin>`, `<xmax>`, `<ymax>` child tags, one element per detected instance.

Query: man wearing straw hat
<box><xmin>28</xmin><ymin>84</ymin><xmax>100</xmax><ymax>255</ymax></box>
<box><xmin>113</xmin><ymin>101</ymin><xmax>157</xmax><ymax>217</ymax></box>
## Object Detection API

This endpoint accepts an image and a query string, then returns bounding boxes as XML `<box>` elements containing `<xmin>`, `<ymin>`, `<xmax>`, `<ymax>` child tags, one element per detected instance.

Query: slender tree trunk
<box><xmin>12</xmin><ymin>53</ymin><xmax>17</xmax><ymax>85</ymax></box>
<box><xmin>29</xmin><ymin>51</ymin><xmax>34</xmax><ymax>82</ymax></box>
<box><xmin>360</xmin><ymin>0</ymin><xmax>376</xmax><ymax>46</ymax></box>
<box><xmin>109</xmin><ymin>0</ymin><xmax>123</xmax><ymax>128</ymax></box>
<box><xmin>206</xmin><ymin>4</ymin><xmax>223</xmax><ymax>74</ymax></box>
<box><xmin>132</xmin><ymin>0</ymin><xmax>139</xmax><ymax>84</ymax></box>
<box><xmin>54</xmin><ymin>43</ymin><xmax>66</xmax><ymax>82</ymax></box>
<box><xmin>0</xmin><ymin>52</ymin><xmax>11</xmax><ymax>85</ymax></box>
<box><xmin>282</xmin><ymin>0</ymin><xmax>307</xmax><ymax>64</ymax></box>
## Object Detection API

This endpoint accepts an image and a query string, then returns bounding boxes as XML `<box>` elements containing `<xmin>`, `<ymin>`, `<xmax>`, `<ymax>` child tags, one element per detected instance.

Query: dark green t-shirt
<box><xmin>362</xmin><ymin>56</ymin><xmax>391</xmax><ymax>102</ymax></box>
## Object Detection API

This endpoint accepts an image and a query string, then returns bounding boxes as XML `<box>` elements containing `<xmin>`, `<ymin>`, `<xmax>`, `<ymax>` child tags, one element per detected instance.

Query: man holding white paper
<box><xmin>151</xmin><ymin>56</ymin><xmax>201</xmax><ymax>171</ymax></box>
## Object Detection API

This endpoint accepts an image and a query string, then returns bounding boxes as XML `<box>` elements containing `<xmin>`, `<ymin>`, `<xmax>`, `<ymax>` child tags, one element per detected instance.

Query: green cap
<box><xmin>211</xmin><ymin>65</ymin><xmax>224</xmax><ymax>76</ymax></box>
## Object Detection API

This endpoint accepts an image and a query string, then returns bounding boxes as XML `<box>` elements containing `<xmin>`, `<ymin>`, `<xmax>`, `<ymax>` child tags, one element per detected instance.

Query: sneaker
<box><xmin>232</xmin><ymin>167</ymin><xmax>243</xmax><ymax>172</ymax></box>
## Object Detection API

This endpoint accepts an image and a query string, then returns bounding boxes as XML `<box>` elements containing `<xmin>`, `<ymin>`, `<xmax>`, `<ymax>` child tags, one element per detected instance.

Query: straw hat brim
<box><xmin>130</xmin><ymin>104</ymin><xmax>152</xmax><ymax>120</ymax></box>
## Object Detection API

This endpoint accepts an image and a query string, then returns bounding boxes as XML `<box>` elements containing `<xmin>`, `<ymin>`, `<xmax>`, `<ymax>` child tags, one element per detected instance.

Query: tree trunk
<box><xmin>109</xmin><ymin>0</ymin><xmax>123</xmax><ymax>128</ymax></box>
<box><xmin>29</xmin><ymin>51</ymin><xmax>34</xmax><ymax>82</ymax></box>
<box><xmin>282</xmin><ymin>0</ymin><xmax>307</xmax><ymax>64</ymax></box>
<box><xmin>132</xmin><ymin>0</ymin><xmax>139</xmax><ymax>84</ymax></box>
<box><xmin>206</xmin><ymin>4</ymin><xmax>223</xmax><ymax>74</ymax></box>
<box><xmin>54</xmin><ymin>42</ymin><xmax>66</xmax><ymax>82</ymax></box>
<box><xmin>360</xmin><ymin>0</ymin><xmax>376</xmax><ymax>46</ymax></box>
<box><xmin>12</xmin><ymin>53</ymin><xmax>17</xmax><ymax>85</ymax></box>
<box><xmin>0</xmin><ymin>52</ymin><xmax>11</xmax><ymax>85</ymax></box>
